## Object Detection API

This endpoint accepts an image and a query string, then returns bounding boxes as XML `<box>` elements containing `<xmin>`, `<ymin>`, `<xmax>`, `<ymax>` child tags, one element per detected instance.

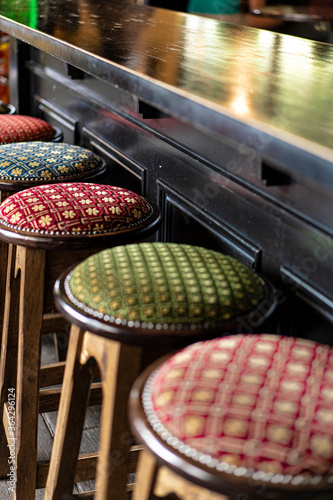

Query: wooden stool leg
<box><xmin>15</xmin><ymin>246</ymin><xmax>45</xmax><ymax>500</ymax></box>
<box><xmin>86</xmin><ymin>335</ymin><xmax>141</xmax><ymax>500</ymax></box>
<box><xmin>133</xmin><ymin>449</ymin><xmax>159</xmax><ymax>500</ymax></box>
<box><xmin>0</xmin><ymin>244</ymin><xmax>19</xmax><ymax>478</ymax></box>
<box><xmin>0</xmin><ymin>239</ymin><xmax>8</xmax><ymax>335</ymax></box>
<box><xmin>44</xmin><ymin>325</ymin><xmax>96</xmax><ymax>500</ymax></box>
<box><xmin>0</xmin><ymin>189</ymin><xmax>11</xmax><ymax>337</ymax></box>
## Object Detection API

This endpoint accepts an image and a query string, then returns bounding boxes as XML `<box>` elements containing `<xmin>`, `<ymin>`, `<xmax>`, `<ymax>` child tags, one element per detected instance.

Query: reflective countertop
<box><xmin>0</xmin><ymin>0</ymin><xmax>332</xmax><ymax>162</ymax></box>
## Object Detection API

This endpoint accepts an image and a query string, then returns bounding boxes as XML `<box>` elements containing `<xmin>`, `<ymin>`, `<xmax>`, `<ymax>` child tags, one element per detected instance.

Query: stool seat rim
<box><xmin>0</xmin><ymin>199</ymin><xmax>160</xmax><ymax>249</ymax></box>
<box><xmin>53</xmin><ymin>267</ymin><xmax>277</xmax><ymax>345</ymax></box>
<box><xmin>129</xmin><ymin>354</ymin><xmax>333</xmax><ymax>497</ymax></box>
<box><xmin>0</xmin><ymin>104</ymin><xmax>16</xmax><ymax>115</ymax></box>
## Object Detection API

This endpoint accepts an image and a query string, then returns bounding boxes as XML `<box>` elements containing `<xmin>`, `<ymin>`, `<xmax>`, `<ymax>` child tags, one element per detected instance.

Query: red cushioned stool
<box><xmin>0</xmin><ymin>182</ymin><xmax>160</xmax><ymax>499</ymax></box>
<box><xmin>44</xmin><ymin>243</ymin><xmax>276</xmax><ymax>500</ymax></box>
<box><xmin>0</xmin><ymin>141</ymin><xmax>107</xmax><ymax>340</ymax></box>
<box><xmin>0</xmin><ymin>114</ymin><xmax>62</xmax><ymax>143</ymax></box>
<box><xmin>129</xmin><ymin>334</ymin><xmax>333</xmax><ymax>500</ymax></box>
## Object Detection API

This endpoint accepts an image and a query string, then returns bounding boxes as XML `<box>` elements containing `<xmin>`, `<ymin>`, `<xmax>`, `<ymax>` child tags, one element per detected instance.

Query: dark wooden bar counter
<box><xmin>0</xmin><ymin>0</ymin><xmax>333</xmax><ymax>341</ymax></box>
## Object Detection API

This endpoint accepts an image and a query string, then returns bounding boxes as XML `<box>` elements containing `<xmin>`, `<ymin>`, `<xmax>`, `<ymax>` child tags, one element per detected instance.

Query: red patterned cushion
<box><xmin>145</xmin><ymin>334</ymin><xmax>333</xmax><ymax>479</ymax></box>
<box><xmin>0</xmin><ymin>183</ymin><xmax>153</xmax><ymax>234</ymax></box>
<box><xmin>0</xmin><ymin>115</ymin><xmax>55</xmax><ymax>143</ymax></box>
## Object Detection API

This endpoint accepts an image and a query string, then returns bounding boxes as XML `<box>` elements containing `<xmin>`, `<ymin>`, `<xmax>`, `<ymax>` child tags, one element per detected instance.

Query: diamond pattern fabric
<box><xmin>0</xmin><ymin>183</ymin><xmax>153</xmax><ymax>234</ymax></box>
<box><xmin>144</xmin><ymin>334</ymin><xmax>333</xmax><ymax>477</ymax></box>
<box><xmin>0</xmin><ymin>142</ymin><xmax>104</xmax><ymax>182</ymax></box>
<box><xmin>0</xmin><ymin>115</ymin><xmax>55</xmax><ymax>143</ymax></box>
<box><xmin>66</xmin><ymin>243</ymin><xmax>265</xmax><ymax>326</ymax></box>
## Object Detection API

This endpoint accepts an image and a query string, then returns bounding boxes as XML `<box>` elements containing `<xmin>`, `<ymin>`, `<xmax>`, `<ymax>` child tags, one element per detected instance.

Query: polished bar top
<box><xmin>0</xmin><ymin>0</ymin><xmax>332</xmax><ymax>163</ymax></box>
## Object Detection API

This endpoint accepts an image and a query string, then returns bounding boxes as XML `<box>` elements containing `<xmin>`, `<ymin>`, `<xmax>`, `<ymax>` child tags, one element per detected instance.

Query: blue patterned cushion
<box><xmin>0</xmin><ymin>142</ymin><xmax>104</xmax><ymax>182</ymax></box>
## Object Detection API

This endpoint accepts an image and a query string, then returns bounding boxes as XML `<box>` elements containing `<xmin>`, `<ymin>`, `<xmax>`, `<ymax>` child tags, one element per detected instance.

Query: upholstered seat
<box><xmin>129</xmin><ymin>334</ymin><xmax>333</xmax><ymax>499</ymax></box>
<box><xmin>0</xmin><ymin>115</ymin><xmax>56</xmax><ymax>143</ymax></box>
<box><xmin>0</xmin><ymin>142</ymin><xmax>107</xmax><ymax>190</ymax></box>
<box><xmin>65</xmin><ymin>242</ymin><xmax>268</xmax><ymax>332</ymax></box>
<box><xmin>0</xmin><ymin>182</ymin><xmax>160</xmax><ymax>499</ymax></box>
<box><xmin>0</xmin><ymin>182</ymin><xmax>154</xmax><ymax>238</ymax></box>
<box><xmin>44</xmin><ymin>244</ymin><xmax>276</xmax><ymax>499</ymax></box>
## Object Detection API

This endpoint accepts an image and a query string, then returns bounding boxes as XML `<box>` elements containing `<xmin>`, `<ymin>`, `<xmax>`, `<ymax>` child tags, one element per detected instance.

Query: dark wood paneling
<box><xmin>156</xmin><ymin>180</ymin><xmax>262</xmax><ymax>268</ymax></box>
<box><xmin>34</xmin><ymin>95</ymin><xmax>78</xmax><ymax>144</ymax></box>
<box><xmin>82</xmin><ymin>127</ymin><xmax>146</xmax><ymax>195</ymax></box>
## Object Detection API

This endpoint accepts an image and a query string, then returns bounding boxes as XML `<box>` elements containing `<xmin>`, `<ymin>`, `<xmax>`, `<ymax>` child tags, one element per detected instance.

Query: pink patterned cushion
<box><xmin>0</xmin><ymin>115</ymin><xmax>55</xmax><ymax>143</ymax></box>
<box><xmin>0</xmin><ymin>183</ymin><xmax>153</xmax><ymax>235</ymax></box>
<box><xmin>145</xmin><ymin>334</ymin><xmax>333</xmax><ymax>479</ymax></box>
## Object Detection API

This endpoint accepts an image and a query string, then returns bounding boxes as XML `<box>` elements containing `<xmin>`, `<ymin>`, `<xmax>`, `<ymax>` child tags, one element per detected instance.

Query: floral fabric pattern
<box><xmin>0</xmin><ymin>183</ymin><xmax>152</xmax><ymax>234</ymax></box>
<box><xmin>67</xmin><ymin>243</ymin><xmax>265</xmax><ymax>325</ymax></box>
<box><xmin>0</xmin><ymin>115</ymin><xmax>55</xmax><ymax>143</ymax></box>
<box><xmin>0</xmin><ymin>142</ymin><xmax>104</xmax><ymax>181</ymax></box>
<box><xmin>145</xmin><ymin>334</ymin><xmax>333</xmax><ymax>477</ymax></box>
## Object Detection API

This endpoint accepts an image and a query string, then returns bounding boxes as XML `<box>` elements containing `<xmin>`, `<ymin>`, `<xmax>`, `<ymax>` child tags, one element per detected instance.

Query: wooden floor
<box><xmin>0</xmin><ymin>333</ymin><xmax>100</xmax><ymax>499</ymax></box>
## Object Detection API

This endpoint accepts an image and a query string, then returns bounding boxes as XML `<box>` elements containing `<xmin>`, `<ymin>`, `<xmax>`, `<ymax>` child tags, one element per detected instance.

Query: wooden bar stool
<box><xmin>129</xmin><ymin>334</ymin><xmax>333</xmax><ymax>500</ymax></box>
<box><xmin>0</xmin><ymin>102</ymin><xmax>15</xmax><ymax>114</ymax></box>
<box><xmin>45</xmin><ymin>242</ymin><xmax>277</xmax><ymax>499</ymax></box>
<box><xmin>0</xmin><ymin>183</ymin><xmax>160</xmax><ymax>499</ymax></box>
<box><xmin>0</xmin><ymin>141</ymin><xmax>107</xmax><ymax>337</ymax></box>
<box><xmin>0</xmin><ymin>114</ymin><xmax>63</xmax><ymax>143</ymax></box>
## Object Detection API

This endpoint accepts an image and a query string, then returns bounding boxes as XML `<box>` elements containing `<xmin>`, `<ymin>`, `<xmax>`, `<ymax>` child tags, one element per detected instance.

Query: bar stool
<box><xmin>0</xmin><ymin>114</ymin><xmax>63</xmax><ymax>143</ymax></box>
<box><xmin>0</xmin><ymin>101</ymin><xmax>15</xmax><ymax>114</ymax></box>
<box><xmin>0</xmin><ymin>141</ymin><xmax>107</xmax><ymax>336</ymax></box>
<box><xmin>45</xmin><ymin>242</ymin><xmax>277</xmax><ymax>499</ymax></box>
<box><xmin>129</xmin><ymin>333</ymin><xmax>333</xmax><ymax>500</ymax></box>
<box><xmin>0</xmin><ymin>183</ymin><xmax>160</xmax><ymax>499</ymax></box>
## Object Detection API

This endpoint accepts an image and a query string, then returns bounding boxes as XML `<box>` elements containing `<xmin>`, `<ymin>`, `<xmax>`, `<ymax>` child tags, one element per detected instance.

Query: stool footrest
<box><xmin>62</xmin><ymin>493</ymin><xmax>95</xmax><ymax>499</ymax></box>
<box><xmin>39</xmin><ymin>382</ymin><xmax>102</xmax><ymax>413</ymax></box>
<box><xmin>37</xmin><ymin>452</ymin><xmax>98</xmax><ymax>488</ymax></box>
<box><xmin>36</xmin><ymin>445</ymin><xmax>142</xmax><ymax>489</ymax></box>
<box><xmin>40</xmin><ymin>362</ymin><xmax>66</xmax><ymax>387</ymax></box>
<box><xmin>41</xmin><ymin>312</ymin><xmax>68</xmax><ymax>334</ymax></box>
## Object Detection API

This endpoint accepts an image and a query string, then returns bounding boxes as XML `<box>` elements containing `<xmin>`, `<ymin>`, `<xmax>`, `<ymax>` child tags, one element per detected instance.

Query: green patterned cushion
<box><xmin>0</xmin><ymin>142</ymin><xmax>104</xmax><ymax>182</ymax></box>
<box><xmin>66</xmin><ymin>243</ymin><xmax>266</xmax><ymax>329</ymax></box>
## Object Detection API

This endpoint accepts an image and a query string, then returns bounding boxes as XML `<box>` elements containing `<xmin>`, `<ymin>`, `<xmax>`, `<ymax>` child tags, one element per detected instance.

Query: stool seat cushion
<box><xmin>0</xmin><ymin>115</ymin><xmax>55</xmax><ymax>143</ymax></box>
<box><xmin>0</xmin><ymin>183</ymin><xmax>153</xmax><ymax>234</ymax></box>
<box><xmin>66</xmin><ymin>243</ymin><xmax>266</xmax><ymax>328</ymax></box>
<box><xmin>143</xmin><ymin>334</ymin><xmax>333</xmax><ymax>480</ymax></box>
<box><xmin>0</xmin><ymin>142</ymin><xmax>104</xmax><ymax>182</ymax></box>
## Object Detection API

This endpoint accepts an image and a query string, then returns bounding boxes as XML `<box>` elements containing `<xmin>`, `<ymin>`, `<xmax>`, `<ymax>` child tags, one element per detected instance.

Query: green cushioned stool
<box><xmin>45</xmin><ymin>243</ymin><xmax>276</xmax><ymax>499</ymax></box>
<box><xmin>0</xmin><ymin>184</ymin><xmax>160</xmax><ymax>500</ymax></box>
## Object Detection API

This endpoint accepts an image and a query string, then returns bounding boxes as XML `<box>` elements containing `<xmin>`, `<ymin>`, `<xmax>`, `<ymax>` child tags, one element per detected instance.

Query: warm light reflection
<box><xmin>230</xmin><ymin>89</ymin><xmax>249</xmax><ymax>116</ymax></box>
<box><xmin>280</xmin><ymin>33</ymin><xmax>314</xmax><ymax>58</ymax></box>
<box><xmin>256</xmin><ymin>28</ymin><xmax>276</xmax><ymax>50</ymax></box>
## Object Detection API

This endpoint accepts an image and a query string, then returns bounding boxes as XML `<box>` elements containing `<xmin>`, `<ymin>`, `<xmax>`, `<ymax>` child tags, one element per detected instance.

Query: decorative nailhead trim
<box><xmin>0</xmin><ymin>170</ymin><xmax>100</xmax><ymax>181</ymax></box>
<box><xmin>140</xmin><ymin>368</ymin><xmax>333</xmax><ymax>488</ymax></box>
